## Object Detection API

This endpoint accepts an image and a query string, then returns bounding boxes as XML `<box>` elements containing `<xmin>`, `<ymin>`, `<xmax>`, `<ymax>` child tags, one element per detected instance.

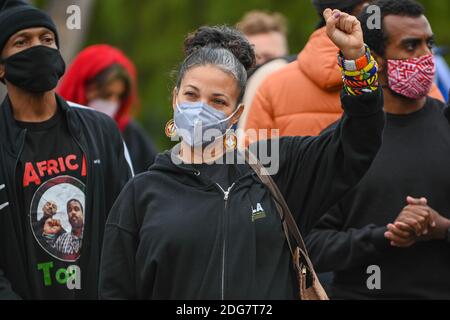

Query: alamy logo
<box><xmin>251</xmin><ymin>203</ymin><xmax>266</xmax><ymax>222</ymax></box>
<box><xmin>66</xmin><ymin>5</ymin><xmax>81</xmax><ymax>30</ymax></box>
<box><xmin>366</xmin><ymin>265</ymin><xmax>381</xmax><ymax>290</ymax></box>
<box><xmin>366</xmin><ymin>5</ymin><xmax>381</xmax><ymax>30</ymax></box>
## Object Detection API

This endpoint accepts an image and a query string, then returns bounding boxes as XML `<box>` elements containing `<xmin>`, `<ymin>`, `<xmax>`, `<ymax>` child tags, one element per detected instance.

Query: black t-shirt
<box><xmin>16</xmin><ymin>108</ymin><xmax>87</xmax><ymax>300</ymax></box>
<box><xmin>309</xmin><ymin>98</ymin><xmax>450</xmax><ymax>299</ymax></box>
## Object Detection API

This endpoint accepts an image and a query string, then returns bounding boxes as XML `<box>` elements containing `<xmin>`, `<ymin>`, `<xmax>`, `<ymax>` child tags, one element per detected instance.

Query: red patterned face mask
<box><xmin>387</xmin><ymin>54</ymin><xmax>436</xmax><ymax>99</ymax></box>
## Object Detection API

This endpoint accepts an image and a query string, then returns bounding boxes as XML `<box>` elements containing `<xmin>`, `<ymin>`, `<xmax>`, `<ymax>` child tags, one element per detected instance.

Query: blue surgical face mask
<box><xmin>174</xmin><ymin>99</ymin><xmax>241</xmax><ymax>147</ymax></box>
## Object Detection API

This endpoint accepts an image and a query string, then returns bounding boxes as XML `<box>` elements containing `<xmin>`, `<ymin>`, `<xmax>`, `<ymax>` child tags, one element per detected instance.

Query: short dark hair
<box><xmin>359</xmin><ymin>0</ymin><xmax>425</xmax><ymax>56</ymax></box>
<box><xmin>67</xmin><ymin>199</ymin><xmax>83</xmax><ymax>214</ymax></box>
<box><xmin>87</xmin><ymin>64</ymin><xmax>131</xmax><ymax>101</ymax></box>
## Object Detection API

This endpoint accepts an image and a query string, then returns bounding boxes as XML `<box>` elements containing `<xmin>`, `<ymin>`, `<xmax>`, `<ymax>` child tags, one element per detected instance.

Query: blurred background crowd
<box><xmin>1</xmin><ymin>0</ymin><xmax>447</xmax><ymax>152</ymax></box>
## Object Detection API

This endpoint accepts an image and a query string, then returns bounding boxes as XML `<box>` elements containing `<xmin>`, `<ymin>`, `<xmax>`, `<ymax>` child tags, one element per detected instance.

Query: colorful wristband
<box><xmin>338</xmin><ymin>44</ymin><xmax>379</xmax><ymax>96</ymax></box>
<box><xmin>337</xmin><ymin>44</ymin><xmax>371</xmax><ymax>71</ymax></box>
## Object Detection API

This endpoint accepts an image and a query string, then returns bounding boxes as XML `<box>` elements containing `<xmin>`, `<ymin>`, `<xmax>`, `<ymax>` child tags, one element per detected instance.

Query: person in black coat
<box><xmin>99</xmin><ymin>9</ymin><xmax>385</xmax><ymax>299</ymax></box>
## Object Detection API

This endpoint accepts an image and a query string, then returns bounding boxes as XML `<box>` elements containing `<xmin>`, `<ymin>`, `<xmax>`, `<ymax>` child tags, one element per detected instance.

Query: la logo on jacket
<box><xmin>251</xmin><ymin>203</ymin><xmax>266</xmax><ymax>222</ymax></box>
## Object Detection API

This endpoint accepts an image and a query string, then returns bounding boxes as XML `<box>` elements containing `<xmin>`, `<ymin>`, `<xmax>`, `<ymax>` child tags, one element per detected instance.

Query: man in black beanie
<box><xmin>312</xmin><ymin>0</ymin><xmax>370</xmax><ymax>28</ymax></box>
<box><xmin>0</xmin><ymin>0</ymin><xmax>133</xmax><ymax>299</ymax></box>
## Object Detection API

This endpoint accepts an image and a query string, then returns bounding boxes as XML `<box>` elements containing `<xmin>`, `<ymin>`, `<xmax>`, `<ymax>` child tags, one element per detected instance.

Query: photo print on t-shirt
<box><xmin>30</xmin><ymin>176</ymin><xmax>86</xmax><ymax>262</ymax></box>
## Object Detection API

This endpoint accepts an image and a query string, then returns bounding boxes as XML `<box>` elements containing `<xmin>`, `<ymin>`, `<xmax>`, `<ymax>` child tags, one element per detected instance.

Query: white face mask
<box><xmin>88</xmin><ymin>99</ymin><xmax>120</xmax><ymax>119</ymax></box>
<box><xmin>174</xmin><ymin>100</ymin><xmax>241</xmax><ymax>147</ymax></box>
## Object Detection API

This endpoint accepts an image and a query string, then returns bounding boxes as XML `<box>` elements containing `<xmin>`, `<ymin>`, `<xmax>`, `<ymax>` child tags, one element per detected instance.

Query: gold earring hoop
<box><xmin>165</xmin><ymin>119</ymin><xmax>176</xmax><ymax>138</ymax></box>
<box><xmin>224</xmin><ymin>132</ymin><xmax>237</xmax><ymax>151</ymax></box>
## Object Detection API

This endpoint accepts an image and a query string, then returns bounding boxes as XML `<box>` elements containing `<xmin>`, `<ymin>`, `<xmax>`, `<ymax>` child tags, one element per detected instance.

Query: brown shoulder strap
<box><xmin>243</xmin><ymin>149</ymin><xmax>330</xmax><ymax>300</ymax></box>
<box><xmin>244</xmin><ymin>149</ymin><xmax>308</xmax><ymax>253</ymax></box>
<box><xmin>245</xmin><ymin>149</ymin><xmax>315</xmax><ymax>275</ymax></box>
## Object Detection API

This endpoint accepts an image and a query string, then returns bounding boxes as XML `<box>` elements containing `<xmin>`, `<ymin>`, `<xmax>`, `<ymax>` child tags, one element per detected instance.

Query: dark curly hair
<box><xmin>359</xmin><ymin>0</ymin><xmax>425</xmax><ymax>57</ymax></box>
<box><xmin>176</xmin><ymin>25</ymin><xmax>256</xmax><ymax>104</ymax></box>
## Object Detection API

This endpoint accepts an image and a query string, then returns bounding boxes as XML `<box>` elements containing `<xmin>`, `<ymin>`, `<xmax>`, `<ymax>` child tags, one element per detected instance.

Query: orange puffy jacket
<box><xmin>245</xmin><ymin>27</ymin><xmax>444</xmax><ymax>139</ymax></box>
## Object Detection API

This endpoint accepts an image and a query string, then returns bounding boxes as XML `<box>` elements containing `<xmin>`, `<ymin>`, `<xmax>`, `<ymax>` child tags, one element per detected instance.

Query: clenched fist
<box><xmin>323</xmin><ymin>8</ymin><xmax>365</xmax><ymax>60</ymax></box>
<box><xmin>43</xmin><ymin>218</ymin><xmax>62</xmax><ymax>235</ymax></box>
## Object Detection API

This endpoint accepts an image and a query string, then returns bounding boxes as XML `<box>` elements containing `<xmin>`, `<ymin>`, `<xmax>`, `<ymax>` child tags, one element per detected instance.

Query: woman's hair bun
<box><xmin>183</xmin><ymin>25</ymin><xmax>256</xmax><ymax>71</ymax></box>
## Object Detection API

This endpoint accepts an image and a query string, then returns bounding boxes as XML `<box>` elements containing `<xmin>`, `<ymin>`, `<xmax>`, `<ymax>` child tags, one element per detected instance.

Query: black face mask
<box><xmin>0</xmin><ymin>45</ymin><xmax>65</xmax><ymax>93</ymax></box>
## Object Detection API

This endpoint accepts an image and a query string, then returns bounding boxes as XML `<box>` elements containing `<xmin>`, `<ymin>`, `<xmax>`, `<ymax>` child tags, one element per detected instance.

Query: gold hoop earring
<box><xmin>165</xmin><ymin>119</ymin><xmax>176</xmax><ymax>138</ymax></box>
<box><xmin>224</xmin><ymin>132</ymin><xmax>237</xmax><ymax>151</ymax></box>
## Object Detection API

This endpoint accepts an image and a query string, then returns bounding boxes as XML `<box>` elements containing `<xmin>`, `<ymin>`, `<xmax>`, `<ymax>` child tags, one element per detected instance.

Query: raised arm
<box><xmin>273</xmin><ymin>9</ymin><xmax>385</xmax><ymax>234</ymax></box>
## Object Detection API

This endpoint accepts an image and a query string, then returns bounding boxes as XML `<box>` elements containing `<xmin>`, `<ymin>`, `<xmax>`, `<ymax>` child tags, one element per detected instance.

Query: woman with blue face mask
<box><xmin>99</xmin><ymin>9</ymin><xmax>385</xmax><ymax>300</ymax></box>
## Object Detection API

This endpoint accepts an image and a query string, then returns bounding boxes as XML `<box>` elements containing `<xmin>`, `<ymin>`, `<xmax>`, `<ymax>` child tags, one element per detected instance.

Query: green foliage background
<box><xmin>81</xmin><ymin>0</ymin><xmax>450</xmax><ymax>150</ymax></box>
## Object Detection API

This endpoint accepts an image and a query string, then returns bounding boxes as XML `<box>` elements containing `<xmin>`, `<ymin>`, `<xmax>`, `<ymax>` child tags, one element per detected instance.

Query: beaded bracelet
<box><xmin>337</xmin><ymin>44</ymin><xmax>379</xmax><ymax>96</ymax></box>
<box><xmin>337</xmin><ymin>44</ymin><xmax>372</xmax><ymax>71</ymax></box>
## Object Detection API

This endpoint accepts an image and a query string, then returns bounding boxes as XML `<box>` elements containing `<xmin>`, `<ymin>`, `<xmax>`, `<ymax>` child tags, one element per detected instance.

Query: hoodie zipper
<box><xmin>216</xmin><ymin>182</ymin><xmax>236</xmax><ymax>300</ymax></box>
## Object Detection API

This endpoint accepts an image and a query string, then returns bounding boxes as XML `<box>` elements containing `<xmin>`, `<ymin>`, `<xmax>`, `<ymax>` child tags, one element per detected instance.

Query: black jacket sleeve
<box><xmin>122</xmin><ymin>120</ymin><xmax>158</xmax><ymax>174</ymax></box>
<box><xmin>0</xmin><ymin>147</ymin><xmax>20</xmax><ymax>299</ymax></box>
<box><xmin>445</xmin><ymin>103</ymin><xmax>450</xmax><ymax>125</ymax></box>
<box><xmin>99</xmin><ymin>178</ymin><xmax>139</xmax><ymax>300</ymax></box>
<box><xmin>304</xmin><ymin>203</ymin><xmax>391</xmax><ymax>273</ymax></box>
<box><xmin>0</xmin><ymin>269</ymin><xmax>21</xmax><ymax>300</ymax></box>
<box><xmin>273</xmin><ymin>89</ymin><xmax>385</xmax><ymax>235</ymax></box>
<box><xmin>104</xmin><ymin>115</ymin><xmax>134</xmax><ymax>213</ymax></box>
<box><xmin>111</xmin><ymin>118</ymin><xmax>134</xmax><ymax>180</ymax></box>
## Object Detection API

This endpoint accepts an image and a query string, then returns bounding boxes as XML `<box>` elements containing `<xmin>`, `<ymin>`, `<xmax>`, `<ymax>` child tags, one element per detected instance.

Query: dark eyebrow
<box><xmin>11</xmin><ymin>29</ymin><xmax>54</xmax><ymax>41</ymax></box>
<box><xmin>212</xmin><ymin>93</ymin><xmax>228</xmax><ymax>98</ymax></box>
<box><xmin>11</xmin><ymin>31</ymin><xmax>30</xmax><ymax>39</ymax></box>
<box><xmin>400</xmin><ymin>38</ymin><xmax>421</xmax><ymax>46</ymax></box>
<box><xmin>212</xmin><ymin>93</ymin><xmax>231</xmax><ymax>102</ymax></box>
<box><xmin>401</xmin><ymin>33</ymin><xmax>435</xmax><ymax>46</ymax></box>
<box><xmin>185</xmin><ymin>85</ymin><xmax>199</xmax><ymax>91</ymax></box>
<box><xmin>40</xmin><ymin>30</ymin><xmax>54</xmax><ymax>37</ymax></box>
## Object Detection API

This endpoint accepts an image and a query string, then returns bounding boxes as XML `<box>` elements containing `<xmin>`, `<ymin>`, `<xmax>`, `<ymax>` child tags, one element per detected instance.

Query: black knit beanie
<box><xmin>312</xmin><ymin>0</ymin><xmax>367</xmax><ymax>14</ymax></box>
<box><xmin>0</xmin><ymin>0</ymin><xmax>59</xmax><ymax>53</ymax></box>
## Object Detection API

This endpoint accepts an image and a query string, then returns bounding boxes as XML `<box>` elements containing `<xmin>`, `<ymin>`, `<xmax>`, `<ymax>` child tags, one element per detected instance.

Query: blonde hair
<box><xmin>236</xmin><ymin>10</ymin><xmax>288</xmax><ymax>36</ymax></box>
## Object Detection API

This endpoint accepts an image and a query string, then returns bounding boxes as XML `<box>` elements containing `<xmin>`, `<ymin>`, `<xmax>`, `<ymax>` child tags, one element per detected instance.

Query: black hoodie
<box><xmin>99</xmin><ymin>89</ymin><xmax>384</xmax><ymax>300</ymax></box>
<box><xmin>0</xmin><ymin>95</ymin><xmax>133</xmax><ymax>299</ymax></box>
<box><xmin>305</xmin><ymin>97</ymin><xmax>450</xmax><ymax>299</ymax></box>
